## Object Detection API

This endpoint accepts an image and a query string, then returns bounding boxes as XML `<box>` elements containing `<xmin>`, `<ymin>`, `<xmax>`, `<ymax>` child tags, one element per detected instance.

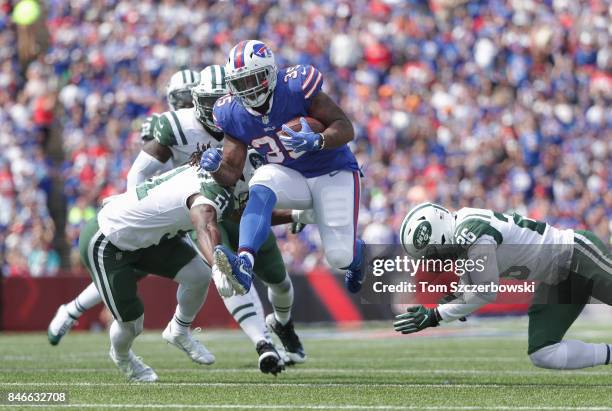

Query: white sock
<box><xmin>173</xmin><ymin>257</ymin><xmax>211</xmax><ymax>334</ymax></box>
<box><xmin>239</xmin><ymin>251</ymin><xmax>255</xmax><ymax>267</ymax></box>
<box><xmin>530</xmin><ymin>340</ymin><xmax>611</xmax><ymax>370</ymax></box>
<box><xmin>66</xmin><ymin>283</ymin><xmax>102</xmax><ymax>318</ymax></box>
<box><xmin>110</xmin><ymin>316</ymin><xmax>143</xmax><ymax>360</ymax></box>
<box><xmin>222</xmin><ymin>286</ymin><xmax>270</xmax><ymax>345</ymax></box>
<box><xmin>266</xmin><ymin>276</ymin><xmax>293</xmax><ymax>325</ymax></box>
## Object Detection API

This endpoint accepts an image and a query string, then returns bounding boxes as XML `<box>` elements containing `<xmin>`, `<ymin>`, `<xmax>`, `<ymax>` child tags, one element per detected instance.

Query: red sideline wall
<box><xmin>1</xmin><ymin>270</ymin><xmax>527</xmax><ymax>331</ymax></box>
<box><xmin>1</xmin><ymin>276</ymin><xmax>236</xmax><ymax>331</ymax></box>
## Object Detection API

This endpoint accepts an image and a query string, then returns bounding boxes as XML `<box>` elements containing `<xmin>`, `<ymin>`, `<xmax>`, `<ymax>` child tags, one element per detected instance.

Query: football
<box><xmin>281</xmin><ymin>116</ymin><xmax>325</xmax><ymax>135</ymax></box>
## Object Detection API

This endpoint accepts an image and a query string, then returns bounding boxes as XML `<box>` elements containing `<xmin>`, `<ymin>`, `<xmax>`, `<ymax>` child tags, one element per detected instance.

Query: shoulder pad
<box><xmin>454</xmin><ymin>218</ymin><xmax>503</xmax><ymax>247</ymax></box>
<box><xmin>283</xmin><ymin>65</ymin><xmax>323</xmax><ymax>100</ymax></box>
<box><xmin>154</xmin><ymin>113</ymin><xmax>178</xmax><ymax>146</ymax></box>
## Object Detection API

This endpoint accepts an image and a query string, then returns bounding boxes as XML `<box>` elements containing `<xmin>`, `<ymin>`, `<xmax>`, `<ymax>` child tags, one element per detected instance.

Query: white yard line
<box><xmin>1</xmin><ymin>367</ymin><xmax>610</xmax><ymax>376</ymax></box>
<box><xmin>0</xmin><ymin>381</ymin><xmax>609</xmax><ymax>388</ymax></box>
<box><xmin>0</xmin><ymin>404</ymin><xmax>610</xmax><ymax>410</ymax></box>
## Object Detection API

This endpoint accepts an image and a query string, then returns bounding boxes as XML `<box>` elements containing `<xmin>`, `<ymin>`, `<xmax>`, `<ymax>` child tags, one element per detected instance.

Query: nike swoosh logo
<box><xmin>329</xmin><ymin>170</ymin><xmax>341</xmax><ymax>177</ymax></box>
<box><xmin>419</xmin><ymin>315</ymin><xmax>428</xmax><ymax>327</ymax></box>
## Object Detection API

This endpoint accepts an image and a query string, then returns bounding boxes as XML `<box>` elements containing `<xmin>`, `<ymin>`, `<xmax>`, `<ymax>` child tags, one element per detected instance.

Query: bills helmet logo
<box><xmin>252</xmin><ymin>43</ymin><xmax>271</xmax><ymax>58</ymax></box>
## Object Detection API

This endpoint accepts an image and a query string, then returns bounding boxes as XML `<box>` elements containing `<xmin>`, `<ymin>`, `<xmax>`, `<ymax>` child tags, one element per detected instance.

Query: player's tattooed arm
<box><xmin>307</xmin><ymin>91</ymin><xmax>354</xmax><ymax>149</ymax></box>
<box><xmin>211</xmin><ymin>135</ymin><xmax>247</xmax><ymax>186</ymax></box>
<box><xmin>188</xmin><ymin>194</ymin><xmax>221</xmax><ymax>266</ymax></box>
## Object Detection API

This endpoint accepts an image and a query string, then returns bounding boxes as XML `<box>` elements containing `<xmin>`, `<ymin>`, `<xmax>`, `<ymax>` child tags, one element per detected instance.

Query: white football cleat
<box><xmin>47</xmin><ymin>304</ymin><xmax>77</xmax><ymax>346</ymax></box>
<box><xmin>162</xmin><ymin>322</ymin><xmax>215</xmax><ymax>365</ymax></box>
<box><xmin>109</xmin><ymin>348</ymin><xmax>158</xmax><ymax>383</ymax></box>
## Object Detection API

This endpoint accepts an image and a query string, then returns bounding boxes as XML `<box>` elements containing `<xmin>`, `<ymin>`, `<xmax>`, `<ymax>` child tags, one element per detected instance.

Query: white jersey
<box><xmin>453</xmin><ymin>207</ymin><xmax>574</xmax><ymax>284</ymax></box>
<box><xmin>99</xmin><ymin>156</ymin><xmax>258</xmax><ymax>252</ymax></box>
<box><xmin>153</xmin><ymin>108</ymin><xmax>224</xmax><ymax>167</ymax></box>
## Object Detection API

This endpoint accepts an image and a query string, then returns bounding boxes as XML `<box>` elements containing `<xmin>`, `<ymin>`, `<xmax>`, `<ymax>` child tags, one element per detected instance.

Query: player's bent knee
<box><xmin>119</xmin><ymin>315</ymin><xmax>144</xmax><ymax>337</ymax></box>
<box><xmin>529</xmin><ymin>343</ymin><xmax>564</xmax><ymax>369</ymax></box>
<box><xmin>174</xmin><ymin>257</ymin><xmax>211</xmax><ymax>288</ymax></box>
<box><xmin>325</xmin><ymin>248</ymin><xmax>353</xmax><ymax>270</ymax></box>
<box><xmin>265</xmin><ymin>276</ymin><xmax>292</xmax><ymax>293</ymax></box>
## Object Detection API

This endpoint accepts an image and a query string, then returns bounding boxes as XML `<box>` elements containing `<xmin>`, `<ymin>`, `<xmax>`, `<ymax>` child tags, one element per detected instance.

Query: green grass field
<box><xmin>1</xmin><ymin>317</ymin><xmax>611</xmax><ymax>410</ymax></box>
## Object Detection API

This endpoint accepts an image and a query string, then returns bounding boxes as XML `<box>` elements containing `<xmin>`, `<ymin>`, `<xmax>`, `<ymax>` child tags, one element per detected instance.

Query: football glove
<box><xmin>280</xmin><ymin>117</ymin><xmax>322</xmax><ymax>153</ymax></box>
<box><xmin>200</xmin><ymin>148</ymin><xmax>223</xmax><ymax>172</ymax></box>
<box><xmin>393</xmin><ymin>305</ymin><xmax>440</xmax><ymax>334</ymax></box>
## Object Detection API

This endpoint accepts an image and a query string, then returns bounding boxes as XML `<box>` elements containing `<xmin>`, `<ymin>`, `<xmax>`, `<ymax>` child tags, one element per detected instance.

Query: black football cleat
<box><xmin>256</xmin><ymin>340</ymin><xmax>284</xmax><ymax>376</ymax></box>
<box><xmin>266</xmin><ymin>314</ymin><xmax>306</xmax><ymax>365</ymax></box>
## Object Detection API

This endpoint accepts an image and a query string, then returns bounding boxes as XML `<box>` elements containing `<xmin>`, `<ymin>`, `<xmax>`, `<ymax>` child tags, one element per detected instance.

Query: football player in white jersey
<box><xmin>396</xmin><ymin>203</ymin><xmax>612</xmax><ymax>370</ymax></box>
<box><xmin>77</xmin><ymin>147</ymin><xmax>302</xmax><ymax>381</ymax></box>
<box><xmin>48</xmin><ymin>66</ymin><xmax>306</xmax><ymax>373</ymax></box>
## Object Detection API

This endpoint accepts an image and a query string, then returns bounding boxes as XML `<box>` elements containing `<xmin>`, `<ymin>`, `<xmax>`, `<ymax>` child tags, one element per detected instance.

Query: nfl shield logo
<box><xmin>253</xmin><ymin>43</ymin><xmax>270</xmax><ymax>58</ymax></box>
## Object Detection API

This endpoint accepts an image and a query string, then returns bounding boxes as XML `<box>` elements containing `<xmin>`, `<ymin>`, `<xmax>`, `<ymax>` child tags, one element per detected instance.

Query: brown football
<box><xmin>281</xmin><ymin>116</ymin><xmax>325</xmax><ymax>135</ymax></box>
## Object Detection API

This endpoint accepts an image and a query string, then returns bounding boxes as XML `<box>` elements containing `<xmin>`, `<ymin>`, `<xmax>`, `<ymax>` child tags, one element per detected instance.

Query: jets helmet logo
<box><xmin>413</xmin><ymin>221</ymin><xmax>432</xmax><ymax>250</ymax></box>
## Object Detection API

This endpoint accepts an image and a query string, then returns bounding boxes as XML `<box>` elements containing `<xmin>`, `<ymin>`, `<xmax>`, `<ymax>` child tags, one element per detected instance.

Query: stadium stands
<box><xmin>1</xmin><ymin>0</ymin><xmax>610</xmax><ymax>276</ymax></box>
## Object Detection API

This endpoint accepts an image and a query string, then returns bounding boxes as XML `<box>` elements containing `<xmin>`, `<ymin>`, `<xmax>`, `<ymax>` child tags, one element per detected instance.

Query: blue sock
<box><xmin>238</xmin><ymin>185</ymin><xmax>277</xmax><ymax>261</ymax></box>
<box><xmin>344</xmin><ymin>239</ymin><xmax>365</xmax><ymax>271</ymax></box>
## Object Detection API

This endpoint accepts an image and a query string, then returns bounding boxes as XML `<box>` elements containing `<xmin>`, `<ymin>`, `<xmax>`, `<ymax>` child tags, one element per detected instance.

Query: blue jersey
<box><xmin>213</xmin><ymin>65</ymin><xmax>358</xmax><ymax>178</ymax></box>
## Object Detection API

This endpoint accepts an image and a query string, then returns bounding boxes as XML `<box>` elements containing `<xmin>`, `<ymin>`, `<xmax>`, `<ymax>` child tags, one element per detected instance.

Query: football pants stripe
<box><xmin>574</xmin><ymin>233</ymin><xmax>612</xmax><ymax>267</ymax></box>
<box><xmin>574</xmin><ymin>237</ymin><xmax>612</xmax><ymax>272</ymax></box>
<box><xmin>352</xmin><ymin>170</ymin><xmax>360</xmax><ymax>256</ymax></box>
<box><xmin>89</xmin><ymin>231</ymin><xmax>122</xmax><ymax>321</ymax></box>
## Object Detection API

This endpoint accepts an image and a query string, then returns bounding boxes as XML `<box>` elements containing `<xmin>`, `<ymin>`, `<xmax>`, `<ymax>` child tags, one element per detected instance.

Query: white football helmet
<box><xmin>166</xmin><ymin>69</ymin><xmax>200</xmax><ymax>110</ymax></box>
<box><xmin>225</xmin><ymin>40</ymin><xmax>277</xmax><ymax>108</ymax></box>
<box><xmin>400</xmin><ymin>203</ymin><xmax>455</xmax><ymax>258</ymax></box>
<box><xmin>192</xmin><ymin>65</ymin><xmax>228</xmax><ymax>131</ymax></box>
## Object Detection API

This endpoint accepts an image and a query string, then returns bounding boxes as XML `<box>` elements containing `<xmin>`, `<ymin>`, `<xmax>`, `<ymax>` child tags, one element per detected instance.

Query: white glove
<box><xmin>212</xmin><ymin>264</ymin><xmax>235</xmax><ymax>298</ymax></box>
<box><xmin>292</xmin><ymin>209</ymin><xmax>316</xmax><ymax>224</ymax></box>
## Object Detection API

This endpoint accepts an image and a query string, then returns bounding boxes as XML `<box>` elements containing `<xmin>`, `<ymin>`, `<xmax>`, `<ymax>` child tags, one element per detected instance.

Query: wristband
<box><xmin>318</xmin><ymin>133</ymin><xmax>326</xmax><ymax>150</ymax></box>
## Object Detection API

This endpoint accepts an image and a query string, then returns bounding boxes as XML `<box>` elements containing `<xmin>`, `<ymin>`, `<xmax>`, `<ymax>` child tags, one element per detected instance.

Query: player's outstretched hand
<box><xmin>280</xmin><ymin>117</ymin><xmax>322</xmax><ymax>153</ymax></box>
<box><xmin>393</xmin><ymin>305</ymin><xmax>440</xmax><ymax>334</ymax></box>
<box><xmin>200</xmin><ymin>148</ymin><xmax>223</xmax><ymax>172</ymax></box>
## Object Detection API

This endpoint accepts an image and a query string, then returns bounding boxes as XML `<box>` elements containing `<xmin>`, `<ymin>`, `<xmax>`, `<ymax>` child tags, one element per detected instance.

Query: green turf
<box><xmin>1</xmin><ymin>317</ymin><xmax>612</xmax><ymax>410</ymax></box>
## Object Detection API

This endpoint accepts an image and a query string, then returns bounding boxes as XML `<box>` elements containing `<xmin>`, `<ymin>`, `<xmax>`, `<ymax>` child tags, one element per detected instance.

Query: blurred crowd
<box><xmin>1</xmin><ymin>0</ymin><xmax>610</xmax><ymax>276</ymax></box>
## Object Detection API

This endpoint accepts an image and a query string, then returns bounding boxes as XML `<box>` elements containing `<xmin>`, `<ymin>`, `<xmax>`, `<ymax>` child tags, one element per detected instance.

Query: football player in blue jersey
<box><xmin>200</xmin><ymin>40</ymin><xmax>366</xmax><ymax>310</ymax></box>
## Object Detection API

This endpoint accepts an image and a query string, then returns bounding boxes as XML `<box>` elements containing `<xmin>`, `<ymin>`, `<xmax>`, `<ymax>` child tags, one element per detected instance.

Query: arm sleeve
<box><xmin>438</xmin><ymin>238</ymin><xmax>499</xmax><ymax>323</ymax></box>
<box><xmin>126</xmin><ymin>150</ymin><xmax>166</xmax><ymax>190</ymax></box>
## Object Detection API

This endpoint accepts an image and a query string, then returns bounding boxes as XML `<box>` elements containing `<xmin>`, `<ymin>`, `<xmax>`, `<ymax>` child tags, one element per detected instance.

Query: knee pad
<box><xmin>529</xmin><ymin>343</ymin><xmax>564</xmax><ymax>369</ymax></box>
<box><xmin>266</xmin><ymin>276</ymin><xmax>292</xmax><ymax>293</ymax></box>
<box><xmin>119</xmin><ymin>314</ymin><xmax>144</xmax><ymax>337</ymax></box>
<box><xmin>325</xmin><ymin>248</ymin><xmax>353</xmax><ymax>270</ymax></box>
